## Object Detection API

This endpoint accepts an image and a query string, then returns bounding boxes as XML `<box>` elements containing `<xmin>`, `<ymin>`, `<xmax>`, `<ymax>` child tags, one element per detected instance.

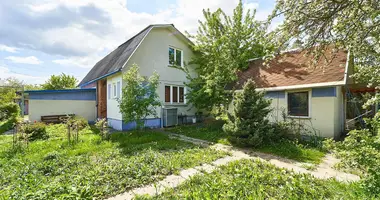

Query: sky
<box><xmin>0</xmin><ymin>0</ymin><xmax>278</xmax><ymax>85</ymax></box>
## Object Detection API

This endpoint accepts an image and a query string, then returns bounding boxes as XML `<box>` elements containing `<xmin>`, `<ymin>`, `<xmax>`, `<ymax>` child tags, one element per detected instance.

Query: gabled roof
<box><xmin>234</xmin><ymin>48</ymin><xmax>349</xmax><ymax>90</ymax></box>
<box><xmin>79</xmin><ymin>24</ymin><xmax>190</xmax><ymax>87</ymax></box>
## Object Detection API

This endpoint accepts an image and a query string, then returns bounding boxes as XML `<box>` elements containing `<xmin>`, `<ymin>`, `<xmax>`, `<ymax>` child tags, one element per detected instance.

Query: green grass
<box><xmin>256</xmin><ymin>140</ymin><xmax>326</xmax><ymax>164</ymax></box>
<box><xmin>137</xmin><ymin>159</ymin><xmax>373</xmax><ymax>199</ymax></box>
<box><xmin>166</xmin><ymin>121</ymin><xmax>230</xmax><ymax>145</ymax></box>
<box><xmin>167</xmin><ymin>122</ymin><xmax>325</xmax><ymax>164</ymax></box>
<box><xmin>0</xmin><ymin>124</ymin><xmax>227</xmax><ymax>199</ymax></box>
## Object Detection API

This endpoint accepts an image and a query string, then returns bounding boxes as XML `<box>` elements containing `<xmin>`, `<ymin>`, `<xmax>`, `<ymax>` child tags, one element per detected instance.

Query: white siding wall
<box><xmin>29</xmin><ymin>100</ymin><xmax>96</xmax><ymax>122</ymax></box>
<box><xmin>238</xmin><ymin>86</ymin><xmax>344</xmax><ymax>138</ymax></box>
<box><xmin>107</xmin><ymin>74</ymin><xmax>123</xmax><ymax>120</ymax></box>
<box><xmin>123</xmin><ymin>27</ymin><xmax>197</xmax><ymax>118</ymax></box>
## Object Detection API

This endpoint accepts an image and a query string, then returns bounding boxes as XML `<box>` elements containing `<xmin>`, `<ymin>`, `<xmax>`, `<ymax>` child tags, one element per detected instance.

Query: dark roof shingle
<box><xmin>234</xmin><ymin>49</ymin><xmax>348</xmax><ymax>89</ymax></box>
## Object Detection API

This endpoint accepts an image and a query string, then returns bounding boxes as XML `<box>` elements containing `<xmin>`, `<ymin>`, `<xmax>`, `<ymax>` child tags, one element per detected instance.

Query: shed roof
<box><xmin>234</xmin><ymin>49</ymin><xmax>348</xmax><ymax>90</ymax></box>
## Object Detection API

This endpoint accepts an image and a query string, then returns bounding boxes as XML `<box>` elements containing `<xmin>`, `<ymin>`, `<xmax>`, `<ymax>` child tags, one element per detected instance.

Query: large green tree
<box><xmin>184</xmin><ymin>0</ymin><xmax>270</xmax><ymax>114</ymax></box>
<box><xmin>269</xmin><ymin>0</ymin><xmax>380</xmax><ymax>105</ymax></box>
<box><xmin>118</xmin><ymin>64</ymin><xmax>161</xmax><ymax>129</ymax></box>
<box><xmin>42</xmin><ymin>73</ymin><xmax>78</xmax><ymax>90</ymax></box>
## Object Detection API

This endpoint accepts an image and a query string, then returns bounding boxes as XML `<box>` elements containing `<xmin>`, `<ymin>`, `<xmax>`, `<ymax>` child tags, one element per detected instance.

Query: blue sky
<box><xmin>0</xmin><ymin>0</ymin><xmax>277</xmax><ymax>84</ymax></box>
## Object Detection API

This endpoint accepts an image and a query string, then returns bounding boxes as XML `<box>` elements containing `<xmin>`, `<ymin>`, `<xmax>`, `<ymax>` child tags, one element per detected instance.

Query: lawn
<box><xmin>167</xmin><ymin>121</ymin><xmax>326</xmax><ymax>164</ymax></box>
<box><xmin>166</xmin><ymin>121</ymin><xmax>230</xmax><ymax>145</ymax></box>
<box><xmin>0</xmin><ymin>124</ymin><xmax>228</xmax><ymax>199</ymax></box>
<box><xmin>137</xmin><ymin>159</ymin><xmax>372</xmax><ymax>199</ymax></box>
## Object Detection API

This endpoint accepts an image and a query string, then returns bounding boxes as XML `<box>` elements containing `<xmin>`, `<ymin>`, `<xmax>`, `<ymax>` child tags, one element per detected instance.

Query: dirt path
<box><xmin>108</xmin><ymin>130</ymin><xmax>359</xmax><ymax>200</ymax></box>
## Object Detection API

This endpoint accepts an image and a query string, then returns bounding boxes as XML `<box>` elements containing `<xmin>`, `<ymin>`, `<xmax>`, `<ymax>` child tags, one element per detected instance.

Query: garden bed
<box><xmin>0</xmin><ymin>124</ymin><xmax>227</xmax><ymax>199</ymax></box>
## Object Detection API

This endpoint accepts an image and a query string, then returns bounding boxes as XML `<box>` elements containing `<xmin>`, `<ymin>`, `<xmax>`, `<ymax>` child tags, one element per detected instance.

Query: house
<box><xmin>78</xmin><ymin>24</ymin><xmax>197</xmax><ymax>130</ymax></box>
<box><xmin>233</xmin><ymin>48</ymin><xmax>377</xmax><ymax>139</ymax></box>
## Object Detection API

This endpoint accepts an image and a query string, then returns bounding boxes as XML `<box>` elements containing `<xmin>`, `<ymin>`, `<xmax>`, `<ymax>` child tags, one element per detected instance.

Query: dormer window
<box><xmin>169</xmin><ymin>47</ymin><xmax>183</xmax><ymax>67</ymax></box>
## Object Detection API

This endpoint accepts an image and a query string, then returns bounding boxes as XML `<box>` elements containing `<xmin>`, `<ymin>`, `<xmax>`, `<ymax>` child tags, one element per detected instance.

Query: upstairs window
<box><xmin>287</xmin><ymin>91</ymin><xmax>309</xmax><ymax>117</ymax></box>
<box><xmin>169</xmin><ymin>47</ymin><xmax>183</xmax><ymax>66</ymax></box>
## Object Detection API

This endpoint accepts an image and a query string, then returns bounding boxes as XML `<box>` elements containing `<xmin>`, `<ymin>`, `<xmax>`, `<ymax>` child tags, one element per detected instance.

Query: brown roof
<box><xmin>235</xmin><ymin>49</ymin><xmax>348</xmax><ymax>89</ymax></box>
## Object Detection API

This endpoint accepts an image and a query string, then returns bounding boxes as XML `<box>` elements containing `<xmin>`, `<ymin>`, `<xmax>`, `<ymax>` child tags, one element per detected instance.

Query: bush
<box><xmin>0</xmin><ymin>103</ymin><xmax>20</xmax><ymax>120</ymax></box>
<box><xmin>326</xmin><ymin>112</ymin><xmax>380</xmax><ymax>195</ymax></box>
<box><xmin>223</xmin><ymin>79</ymin><xmax>274</xmax><ymax>147</ymax></box>
<box><xmin>23</xmin><ymin>122</ymin><xmax>48</xmax><ymax>141</ymax></box>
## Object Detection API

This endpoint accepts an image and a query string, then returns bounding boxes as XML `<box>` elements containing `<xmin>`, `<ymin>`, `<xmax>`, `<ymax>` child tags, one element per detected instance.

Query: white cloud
<box><xmin>1</xmin><ymin>0</ymin><xmax>277</xmax><ymax>72</ymax></box>
<box><xmin>53</xmin><ymin>54</ymin><xmax>102</xmax><ymax>68</ymax></box>
<box><xmin>5</xmin><ymin>56</ymin><xmax>43</xmax><ymax>65</ymax></box>
<box><xmin>0</xmin><ymin>44</ymin><xmax>18</xmax><ymax>53</ymax></box>
<box><xmin>0</xmin><ymin>66</ymin><xmax>47</xmax><ymax>84</ymax></box>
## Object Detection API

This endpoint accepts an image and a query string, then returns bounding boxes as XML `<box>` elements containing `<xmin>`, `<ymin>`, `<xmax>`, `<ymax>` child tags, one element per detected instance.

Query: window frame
<box><xmin>112</xmin><ymin>83</ymin><xmax>117</xmax><ymax>98</ymax></box>
<box><xmin>168</xmin><ymin>46</ymin><xmax>183</xmax><ymax>67</ymax></box>
<box><xmin>286</xmin><ymin>90</ymin><xmax>311</xmax><ymax>118</ymax></box>
<box><xmin>165</xmin><ymin>85</ymin><xmax>185</xmax><ymax>104</ymax></box>
<box><xmin>108</xmin><ymin>84</ymin><xmax>111</xmax><ymax>100</ymax></box>
<box><xmin>116</xmin><ymin>81</ymin><xmax>121</xmax><ymax>99</ymax></box>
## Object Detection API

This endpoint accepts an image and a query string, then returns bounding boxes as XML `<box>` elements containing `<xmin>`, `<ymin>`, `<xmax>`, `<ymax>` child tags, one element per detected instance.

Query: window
<box><xmin>116</xmin><ymin>81</ymin><xmax>121</xmax><ymax>98</ymax></box>
<box><xmin>173</xmin><ymin>87</ymin><xmax>178</xmax><ymax>102</ymax></box>
<box><xmin>168</xmin><ymin>47</ymin><xmax>183</xmax><ymax>66</ymax></box>
<box><xmin>179</xmin><ymin>87</ymin><xmax>184</xmax><ymax>103</ymax></box>
<box><xmin>165</xmin><ymin>85</ymin><xmax>185</xmax><ymax>104</ymax></box>
<box><xmin>108</xmin><ymin>84</ymin><xmax>111</xmax><ymax>99</ymax></box>
<box><xmin>287</xmin><ymin>91</ymin><xmax>309</xmax><ymax>117</ymax></box>
<box><xmin>113</xmin><ymin>83</ymin><xmax>117</xmax><ymax>98</ymax></box>
<box><xmin>165</xmin><ymin>86</ymin><xmax>170</xmax><ymax>102</ymax></box>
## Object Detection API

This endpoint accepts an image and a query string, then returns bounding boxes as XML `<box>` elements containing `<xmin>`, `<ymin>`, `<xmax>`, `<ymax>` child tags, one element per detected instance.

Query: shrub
<box><xmin>223</xmin><ymin>79</ymin><xmax>274</xmax><ymax>147</ymax></box>
<box><xmin>23</xmin><ymin>122</ymin><xmax>48</xmax><ymax>141</ymax></box>
<box><xmin>326</xmin><ymin>112</ymin><xmax>380</xmax><ymax>195</ymax></box>
<box><xmin>0</xmin><ymin>103</ymin><xmax>20</xmax><ymax>120</ymax></box>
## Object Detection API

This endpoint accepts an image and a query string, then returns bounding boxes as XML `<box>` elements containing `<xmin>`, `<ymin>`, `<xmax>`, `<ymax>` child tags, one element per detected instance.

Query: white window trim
<box><xmin>285</xmin><ymin>90</ymin><xmax>312</xmax><ymax>118</ymax></box>
<box><xmin>166</xmin><ymin>85</ymin><xmax>186</xmax><ymax>104</ymax></box>
<box><xmin>168</xmin><ymin>46</ymin><xmax>183</xmax><ymax>67</ymax></box>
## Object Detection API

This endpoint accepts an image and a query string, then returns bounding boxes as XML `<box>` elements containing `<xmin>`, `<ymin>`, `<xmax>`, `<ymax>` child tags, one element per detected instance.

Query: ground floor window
<box><xmin>287</xmin><ymin>91</ymin><xmax>309</xmax><ymax>117</ymax></box>
<box><xmin>165</xmin><ymin>85</ymin><xmax>185</xmax><ymax>104</ymax></box>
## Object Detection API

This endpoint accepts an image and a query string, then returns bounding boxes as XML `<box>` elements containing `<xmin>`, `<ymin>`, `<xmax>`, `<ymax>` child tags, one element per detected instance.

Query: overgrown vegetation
<box><xmin>118</xmin><ymin>64</ymin><xmax>161</xmax><ymax>129</ymax></box>
<box><xmin>0</xmin><ymin>103</ymin><xmax>20</xmax><ymax>134</ymax></box>
<box><xmin>137</xmin><ymin>159</ymin><xmax>372</xmax><ymax>199</ymax></box>
<box><xmin>0</xmin><ymin>124</ymin><xmax>227</xmax><ymax>199</ymax></box>
<box><xmin>325</xmin><ymin>112</ymin><xmax>380</xmax><ymax>195</ymax></box>
<box><xmin>168</xmin><ymin>119</ymin><xmax>325</xmax><ymax>164</ymax></box>
<box><xmin>183</xmin><ymin>0</ymin><xmax>271</xmax><ymax>114</ymax></box>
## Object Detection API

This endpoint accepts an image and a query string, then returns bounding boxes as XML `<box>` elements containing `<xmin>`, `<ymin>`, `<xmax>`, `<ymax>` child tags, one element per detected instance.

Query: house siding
<box><xmin>234</xmin><ymin>86</ymin><xmax>344</xmax><ymax>138</ymax></box>
<box><xmin>106</xmin><ymin>74</ymin><xmax>123</xmax><ymax>121</ymax></box>
<box><xmin>122</xmin><ymin>27</ymin><xmax>197</xmax><ymax>119</ymax></box>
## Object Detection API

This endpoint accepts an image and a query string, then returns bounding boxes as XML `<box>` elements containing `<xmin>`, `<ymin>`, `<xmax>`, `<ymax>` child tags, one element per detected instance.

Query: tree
<box><xmin>118</xmin><ymin>64</ymin><xmax>161</xmax><ymax>129</ymax></box>
<box><xmin>42</xmin><ymin>73</ymin><xmax>78</xmax><ymax>90</ymax></box>
<box><xmin>184</xmin><ymin>0</ymin><xmax>271</xmax><ymax>114</ymax></box>
<box><xmin>223</xmin><ymin>79</ymin><xmax>273</xmax><ymax>147</ymax></box>
<box><xmin>269</xmin><ymin>0</ymin><xmax>380</xmax><ymax>105</ymax></box>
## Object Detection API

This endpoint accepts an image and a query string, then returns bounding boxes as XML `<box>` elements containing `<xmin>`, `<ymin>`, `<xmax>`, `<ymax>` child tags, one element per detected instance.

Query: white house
<box><xmin>78</xmin><ymin>24</ymin><xmax>197</xmax><ymax>130</ymax></box>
